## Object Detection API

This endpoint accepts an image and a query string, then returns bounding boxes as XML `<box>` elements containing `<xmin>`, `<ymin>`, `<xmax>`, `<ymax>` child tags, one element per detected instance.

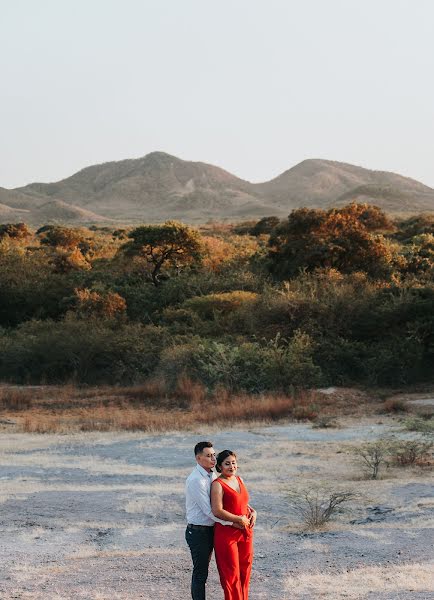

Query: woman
<box><xmin>211</xmin><ymin>450</ymin><xmax>256</xmax><ymax>600</ymax></box>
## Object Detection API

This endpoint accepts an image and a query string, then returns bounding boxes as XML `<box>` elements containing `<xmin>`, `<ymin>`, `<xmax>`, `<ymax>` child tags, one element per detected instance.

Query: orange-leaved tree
<box><xmin>268</xmin><ymin>204</ymin><xmax>394</xmax><ymax>279</ymax></box>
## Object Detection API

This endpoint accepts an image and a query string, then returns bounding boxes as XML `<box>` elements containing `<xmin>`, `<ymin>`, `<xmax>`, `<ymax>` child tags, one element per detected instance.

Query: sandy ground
<box><xmin>0</xmin><ymin>416</ymin><xmax>433</xmax><ymax>599</ymax></box>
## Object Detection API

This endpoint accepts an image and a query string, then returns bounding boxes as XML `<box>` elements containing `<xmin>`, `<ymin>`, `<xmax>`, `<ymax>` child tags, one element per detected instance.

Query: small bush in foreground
<box><xmin>288</xmin><ymin>487</ymin><xmax>355</xmax><ymax>530</ymax></box>
<box><xmin>390</xmin><ymin>439</ymin><xmax>434</xmax><ymax>466</ymax></box>
<box><xmin>351</xmin><ymin>440</ymin><xmax>392</xmax><ymax>479</ymax></box>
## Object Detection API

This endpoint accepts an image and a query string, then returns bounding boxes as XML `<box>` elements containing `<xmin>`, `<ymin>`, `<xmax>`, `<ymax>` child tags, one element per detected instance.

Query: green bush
<box><xmin>365</xmin><ymin>337</ymin><xmax>426</xmax><ymax>385</ymax></box>
<box><xmin>261</xmin><ymin>332</ymin><xmax>323</xmax><ymax>390</ymax></box>
<box><xmin>158</xmin><ymin>332</ymin><xmax>322</xmax><ymax>393</ymax></box>
<box><xmin>313</xmin><ymin>337</ymin><xmax>369</xmax><ymax>385</ymax></box>
<box><xmin>0</xmin><ymin>319</ymin><xmax>166</xmax><ymax>384</ymax></box>
<box><xmin>402</xmin><ymin>417</ymin><xmax>434</xmax><ymax>434</ymax></box>
<box><xmin>183</xmin><ymin>291</ymin><xmax>258</xmax><ymax>320</ymax></box>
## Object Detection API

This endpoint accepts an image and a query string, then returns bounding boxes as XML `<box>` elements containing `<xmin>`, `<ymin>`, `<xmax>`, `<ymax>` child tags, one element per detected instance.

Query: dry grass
<box><xmin>18</xmin><ymin>391</ymin><xmax>297</xmax><ymax>433</ymax></box>
<box><xmin>0</xmin><ymin>383</ymin><xmax>327</xmax><ymax>434</ymax></box>
<box><xmin>285</xmin><ymin>561</ymin><xmax>434</xmax><ymax>599</ymax></box>
<box><xmin>0</xmin><ymin>387</ymin><xmax>37</xmax><ymax>410</ymax></box>
<box><xmin>0</xmin><ymin>381</ymin><xmax>394</xmax><ymax>434</ymax></box>
<box><xmin>382</xmin><ymin>397</ymin><xmax>409</xmax><ymax>413</ymax></box>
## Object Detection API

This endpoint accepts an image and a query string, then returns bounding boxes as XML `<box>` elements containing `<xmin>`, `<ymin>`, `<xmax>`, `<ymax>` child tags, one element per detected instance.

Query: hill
<box><xmin>0</xmin><ymin>153</ymin><xmax>432</xmax><ymax>224</ymax></box>
<box><xmin>15</xmin><ymin>152</ymin><xmax>273</xmax><ymax>223</ymax></box>
<box><xmin>31</xmin><ymin>200</ymin><xmax>114</xmax><ymax>224</ymax></box>
<box><xmin>255</xmin><ymin>159</ymin><xmax>434</xmax><ymax>212</ymax></box>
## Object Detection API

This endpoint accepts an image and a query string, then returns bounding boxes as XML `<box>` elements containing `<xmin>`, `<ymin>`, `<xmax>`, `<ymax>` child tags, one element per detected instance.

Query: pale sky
<box><xmin>1</xmin><ymin>0</ymin><xmax>434</xmax><ymax>189</ymax></box>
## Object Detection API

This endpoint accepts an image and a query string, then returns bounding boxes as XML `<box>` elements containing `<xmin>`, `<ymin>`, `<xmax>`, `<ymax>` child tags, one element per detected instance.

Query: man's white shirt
<box><xmin>185</xmin><ymin>464</ymin><xmax>232</xmax><ymax>526</ymax></box>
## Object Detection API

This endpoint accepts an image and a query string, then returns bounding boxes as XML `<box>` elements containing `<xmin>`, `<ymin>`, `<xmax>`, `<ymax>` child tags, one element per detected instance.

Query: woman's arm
<box><xmin>211</xmin><ymin>481</ymin><xmax>249</xmax><ymax>527</ymax></box>
<box><xmin>240</xmin><ymin>478</ymin><xmax>256</xmax><ymax>527</ymax></box>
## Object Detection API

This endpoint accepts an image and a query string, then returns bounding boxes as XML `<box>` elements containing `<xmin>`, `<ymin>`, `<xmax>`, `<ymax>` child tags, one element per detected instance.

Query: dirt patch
<box><xmin>0</xmin><ymin>416</ymin><xmax>433</xmax><ymax>599</ymax></box>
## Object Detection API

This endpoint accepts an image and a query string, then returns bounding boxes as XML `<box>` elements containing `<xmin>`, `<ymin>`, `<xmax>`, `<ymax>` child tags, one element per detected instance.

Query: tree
<box><xmin>250</xmin><ymin>216</ymin><xmax>280</xmax><ymax>236</ymax></box>
<box><xmin>401</xmin><ymin>234</ymin><xmax>434</xmax><ymax>278</ymax></box>
<box><xmin>71</xmin><ymin>288</ymin><xmax>127</xmax><ymax>319</ymax></box>
<box><xmin>0</xmin><ymin>223</ymin><xmax>31</xmax><ymax>241</ymax></box>
<box><xmin>395</xmin><ymin>214</ymin><xmax>434</xmax><ymax>242</ymax></box>
<box><xmin>268</xmin><ymin>204</ymin><xmax>393</xmax><ymax>279</ymax></box>
<box><xmin>121</xmin><ymin>221</ymin><xmax>203</xmax><ymax>286</ymax></box>
<box><xmin>334</xmin><ymin>203</ymin><xmax>393</xmax><ymax>232</ymax></box>
<box><xmin>38</xmin><ymin>226</ymin><xmax>83</xmax><ymax>250</ymax></box>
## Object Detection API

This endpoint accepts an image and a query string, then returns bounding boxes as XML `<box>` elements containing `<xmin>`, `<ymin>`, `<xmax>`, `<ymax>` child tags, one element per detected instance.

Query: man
<box><xmin>185</xmin><ymin>441</ymin><xmax>249</xmax><ymax>600</ymax></box>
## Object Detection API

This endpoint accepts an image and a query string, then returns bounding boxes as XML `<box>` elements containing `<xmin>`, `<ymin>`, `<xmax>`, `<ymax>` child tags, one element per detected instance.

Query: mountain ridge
<box><xmin>1</xmin><ymin>153</ymin><xmax>433</xmax><ymax>224</ymax></box>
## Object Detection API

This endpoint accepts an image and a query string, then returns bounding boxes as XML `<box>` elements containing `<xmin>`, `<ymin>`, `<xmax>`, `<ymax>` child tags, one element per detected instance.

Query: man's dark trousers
<box><xmin>185</xmin><ymin>524</ymin><xmax>214</xmax><ymax>600</ymax></box>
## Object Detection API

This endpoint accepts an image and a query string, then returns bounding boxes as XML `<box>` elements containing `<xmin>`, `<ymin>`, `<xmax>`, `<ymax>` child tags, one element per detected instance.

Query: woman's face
<box><xmin>220</xmin><ymin>454</ymin><xmax>237</xmax><ymax>478</ymax></box>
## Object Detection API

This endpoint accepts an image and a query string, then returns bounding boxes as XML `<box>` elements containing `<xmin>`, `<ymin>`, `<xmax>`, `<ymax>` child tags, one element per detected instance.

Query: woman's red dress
<box><xmin>213</xmin><ymin>476</ymin><xmax>253</xmax><ymax>600</ymax></box>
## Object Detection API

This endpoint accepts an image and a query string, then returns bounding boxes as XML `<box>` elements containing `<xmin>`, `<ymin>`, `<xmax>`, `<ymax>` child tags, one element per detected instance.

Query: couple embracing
<box><xmin>185</xmin><ymin>441</ymin><xmax>257</xmax><ymax>600</ymax></box>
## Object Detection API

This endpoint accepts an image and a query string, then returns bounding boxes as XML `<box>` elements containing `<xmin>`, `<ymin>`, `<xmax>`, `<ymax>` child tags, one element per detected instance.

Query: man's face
<box><xmin>196</xmin><ymin>447</ymin><xmax>216</xmax><ymax>472</ymax></box>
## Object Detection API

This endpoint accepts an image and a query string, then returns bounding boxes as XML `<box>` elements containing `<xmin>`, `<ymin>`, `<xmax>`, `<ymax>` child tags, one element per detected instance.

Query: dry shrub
<box><xmin>120</xmin><ymin>376</ymin><xmax>206</xmax><ymax>408</ymax></box>
<box><xmin>403</xmin><ymin>417</ymin><xmax>434</xmax><ymax>434</ymax></box>
<box><xmin>22</xmin><ymin>413</ymin><xmax>61</xmax><ymax>433</ymax></box>
<box><xmin>11</xmin><ymin>381</ymin><xmax>318</xmax><ymax>434</ymax></box>
<box><xmin>202</xmin><ymin>392</ymin><xmax>294</xmax><ymax>423</ymax></box>
<box><xmin>19</xmin><ymin>390</ymin><xmax>296</xmax><ymax>434</ymax></box>
<box><xmin>312</xmin><ymin>416</ymin><xmax>338</xmax><ymax>429</ymax></box>
<box><xmin>351</xmin><ymin>439</ymin><xmax>392</xmax><ymax>479</ymax></box>
<box><xmin>174</xmin><ymin>375</ymin><xmax>206</xmax><ymax>405</ymax></box>
<box><xmin>212</xmin><ymin>384</ymin><xmax>231</xmax><ymax>404</ymax></box>
<box><xmin>288</xmin><ymin>487</ymin><xmax>356</xmax><ymax>530</ymax></box>
<box><xmin>292</xmin><ymin>390</ymin><xmax>320</xmax><ymax>421</ymax></box>
<box><xmin>293</xmin><ymin>405</ymin><xmax>319</xmax><ymax>421</ymax></box>
<box><xmin>382</xmin><ymin>398</ymin><xmax>408</xmax><ymax>413</ymax></box>
<box><xmin>0</xmin><ymin>388</ymin><xmax>34</xmax><ymax>410</ymax></box>
<box><xmin>390</xmin><ymin>439</ymin><xmax>434</xmax><ymax>466</ymax></box>
<box><xmin>21</xmin><ymin>406</ymin><xmax>192</xmax><ymax>434</ymax></box>
<box><xmin>121</xmin><ymin>379</ymin><xmax>168</xmax><ymax>403</ymax></box>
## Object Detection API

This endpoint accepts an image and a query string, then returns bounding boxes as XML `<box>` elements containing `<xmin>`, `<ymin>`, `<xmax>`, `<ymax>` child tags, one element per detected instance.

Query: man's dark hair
<box><xmin>194</xmin><ymin>441</ymin><xmax>213</xmax><ymax>456</ymax></box>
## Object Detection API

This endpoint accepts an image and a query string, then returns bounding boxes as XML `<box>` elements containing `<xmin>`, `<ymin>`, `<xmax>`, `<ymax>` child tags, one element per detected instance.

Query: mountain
<box><xmin>31</xmin><ymin>200</ymin><xmax>114</xmax><ymax>224</ymax></box>
<box><xmin>333</xmin><ymin>184</ymin><xmax>434</xmax><ymax>213</ymax></box>
<box><xmin>0</xmin><ymin>153</ymin><xmax>432</xmax><ymax>225</ymax></box>
<box><xmin>0</xmin><ymin>187</ymin><xmax>110</xmax><ymax>225</ymax></box>
<box><xmin>15</xmin><ymin>152</ymin><xmax>274</xmax><ymax>223</ymax></box>
<box><xmin>255</xmin><ymin>159</ymin><xmax>434</xmax><ymax>212</ymax></box>
<box><xmin>0</xmin><ymin>202</ymin><xmax>29</xmax><ymax>221</ymax></box>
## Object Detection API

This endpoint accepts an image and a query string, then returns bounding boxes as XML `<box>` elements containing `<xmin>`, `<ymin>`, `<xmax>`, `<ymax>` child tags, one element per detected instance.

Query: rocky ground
<box><xmin>0</xmin><ymin>410</ymin><xmax>433</xmax><ymax>599</ymax></box>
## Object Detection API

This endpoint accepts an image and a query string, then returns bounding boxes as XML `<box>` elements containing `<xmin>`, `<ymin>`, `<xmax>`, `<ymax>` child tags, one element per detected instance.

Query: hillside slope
<box><xmin>255</xmin><ymin>159</ymin><xmax>434</xmax><ymax>212</ymax></box>
<box><xmin>0</xmin><ymin>154</ymin><xmax>432</xmax><ymax>224</ymax></box>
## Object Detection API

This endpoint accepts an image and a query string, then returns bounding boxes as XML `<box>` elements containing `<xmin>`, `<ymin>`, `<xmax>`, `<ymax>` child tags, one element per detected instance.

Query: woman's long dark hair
<box><xmin>215</xmin><ymin>449</ymin><xmax>237</xmax><ymax>473</ymax></box>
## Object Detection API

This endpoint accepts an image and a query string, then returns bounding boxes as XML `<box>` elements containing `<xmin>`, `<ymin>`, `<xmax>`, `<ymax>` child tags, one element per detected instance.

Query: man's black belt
<box><xmin>187</xmin><ymin>524</ymin><xmax>213</xmax><ymax>530</ymax></box>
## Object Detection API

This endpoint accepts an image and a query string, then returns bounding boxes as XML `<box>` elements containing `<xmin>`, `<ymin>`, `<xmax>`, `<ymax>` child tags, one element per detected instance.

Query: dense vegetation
<box><xmin>0</xmin><ymin>204</ymin><xmax>433</xmax><ymax>390</ymax></box>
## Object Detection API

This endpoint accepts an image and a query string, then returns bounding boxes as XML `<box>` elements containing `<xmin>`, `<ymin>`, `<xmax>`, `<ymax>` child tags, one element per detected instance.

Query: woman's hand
<box><xmin>237</xmin><ymin>515</ymin><xmax>250</xmax><ymax>528</ymax></box>
<box><xmin>248</xmin><ymin>509</ymin><xmax>257</xmax><ymax>528</ymax></box>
